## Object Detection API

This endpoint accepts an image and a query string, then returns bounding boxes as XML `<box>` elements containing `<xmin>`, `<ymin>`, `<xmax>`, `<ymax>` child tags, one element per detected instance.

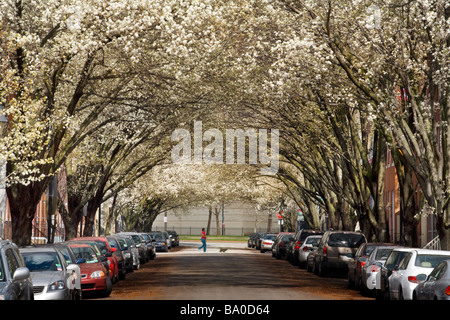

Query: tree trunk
<box><xmin>7</xmin><ymin>179</ymin><xmax>47</xmax><ymax>246</ymax></box>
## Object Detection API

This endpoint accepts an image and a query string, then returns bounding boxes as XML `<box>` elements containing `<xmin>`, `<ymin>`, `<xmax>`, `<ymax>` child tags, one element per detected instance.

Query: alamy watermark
<box><xmin>171</xmin><ymin>121</ymin><xmax>279</xmax><ymax>175</ymax></box>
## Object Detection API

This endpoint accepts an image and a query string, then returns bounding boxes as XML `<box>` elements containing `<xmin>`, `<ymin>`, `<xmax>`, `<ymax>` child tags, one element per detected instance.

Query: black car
<box><xmin>138</xmin><ymin>233</ymin><xmax>156</xmax><ymax>260</ymax></box>
<box><xmin>272</xmin><ymin>232</ymin><xmax>295</xmax><ymax>259</ymax></box>
<box><xmin>167</xmin><ymin>230</ymin><xmax>179</xmax><ymax>247</ymax></box>
<box><xmin>0</xmin><ymin>240</ymin><xmax>34</xmax><ymax>300</ymax></box>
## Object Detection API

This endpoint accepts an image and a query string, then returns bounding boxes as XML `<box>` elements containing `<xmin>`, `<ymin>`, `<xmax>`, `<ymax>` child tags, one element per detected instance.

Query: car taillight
<box><xmin>302</xmin><ymin>246</ymin><xmax>309</xmax><ymax>252</ymax></box>
<box><xmin>323</xmin><ymin>247</ymin><xmax>327</xmax><ymax>255</ymax></box>
<box><xmin>295</xmin><ymin>241</ymin><xmax>301</xmax><ymax>250</ymax></box>
<box><xmin>264</xmin><ymin>241</ymin><xmax>271</xmax><ymax>245</ymax></box>
<box><xmin>407</xmin><ymin>276</ymin><xmax>419</xmax><ymax>284</ymax></box>
<box><xmin>370</xmin><ymin>265</ymin><xmax>380</xmax><ymax>273</ymax></box>
<box><xmin>446</xmin><ymin>286</ymin><xmax>450</xmax><ymax>296</ymax></box>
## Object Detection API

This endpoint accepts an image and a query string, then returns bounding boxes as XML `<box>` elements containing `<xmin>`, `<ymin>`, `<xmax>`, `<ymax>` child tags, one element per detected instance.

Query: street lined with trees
<box><xmin>1</xmin><ymin>0</ymin><xmax>449</xmax><ymax>251</ymax></box>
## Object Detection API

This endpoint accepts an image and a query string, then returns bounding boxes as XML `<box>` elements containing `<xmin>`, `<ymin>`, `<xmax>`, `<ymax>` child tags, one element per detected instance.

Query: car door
<box><xmin>5</xmin><ymin>247</ymin><xmax>26</xmax><ymax>299</ymax></box>
<box><xmin>389</xmin><ymin>252</ymin><xmax>412</xmax><ymax>299</ymax></box>
<box><xmin>423</xmin><ymin>262</ymin><xmax>446</xmax><ymax>299</ymax></box>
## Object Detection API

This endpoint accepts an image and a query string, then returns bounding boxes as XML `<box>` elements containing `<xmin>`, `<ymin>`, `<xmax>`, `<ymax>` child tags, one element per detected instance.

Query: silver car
<box><xmin>298</xmin><ymin>235</ymin><xmax>322</xmax><ymax>268</ymax></box>
<box><xmin>413</xmin><ymin>259</ymin><xmax>450</xmax><ymax>300</ymax></box>
<box><xmin>0</xmin><ymin>240</ymin><xmax>34</xmax><ymax>300</ymax></box>
<box><xmin>260</xmin><ymin>233</ymin><xmax>278</xmax><ymax>253</ymax></box>
<box><xmin>20</xmin><ymin>246</ymin><xmax>78</xmax><ymax>300</ymax></box>
<box><xmin>389</xmin><ymin>249</ymin><xmax>450</xmax><ymax>300</ymax></box>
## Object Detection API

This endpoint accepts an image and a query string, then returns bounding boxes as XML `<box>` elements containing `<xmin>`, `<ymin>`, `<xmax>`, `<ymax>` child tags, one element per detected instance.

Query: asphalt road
<box><xmin>99</xmin><ymin>240</ymin><xmax>373</xmax><ymax>301</ymax></box>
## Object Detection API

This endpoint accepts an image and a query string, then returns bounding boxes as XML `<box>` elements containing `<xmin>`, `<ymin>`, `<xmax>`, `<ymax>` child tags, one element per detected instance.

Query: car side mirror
<box><xmin>13</xmin><ymin>267</ymin><xmax>30</xmax><ymax>281</ymax></box>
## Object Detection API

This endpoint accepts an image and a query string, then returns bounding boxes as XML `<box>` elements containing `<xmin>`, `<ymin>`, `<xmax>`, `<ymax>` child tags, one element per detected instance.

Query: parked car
<box><xmin>118</xmin><ymin>232</ymin><xmax>148</xmax><ymax>264</ymax></box>
<box><xmin>248</xmin><ymin>232</ymin><xmax>260</xmax><ymax>248</ymax></box>
<box><xmin>149</xmin><ymin>232</ymin><xmax>169</xmax><ymax>252</ymax></box>
<box><xmin>347</xmin><ymin>243</ymin><xmax>397</xmax><ymax>291</ymax></box>
<box><xmin>255</xmin><ymin>233</ymin><xmax>267</xmax><ymax>250</ymax></box>
<box><xmin>314</xmin><ymin>230</ymin><xmax>367</xmax><ymax>277</ymax></box>
<box><xmin>0</xmin><ymin>240</ymin><xmax>34</xmax><ymax>300</ymax></box>
<box><xmin>306</xmin><ymin>238</ymin><xmax>323</xmax><ymax>273</ymax></box>
<box><xmin>359</xmin><ymin>245</ymin><xmax>400</xmax><ymax>295</ymax></box>
<box><xmin>138</xmin><ymin>232</ymin><xmax>156</xmax><ymax>260</ymax></box>
<box><xmin>68</xmin><ymin>239</ymin><xmax>111</xmax><ymax>278</ymax></box>
<box><xmin>413</xmin><ymin>259</ymin><xmax>450</xmax><ymax>300</ymax></box>
<box><xmin>71</xmin><ymin>237</ymin><xmax>119</xmax><ymax>284</ymax></box>
<box><xmin>114</xmin><ymin>235</ymin><xmax>134</xmax><ymax>273</ymax></box>
<box><xmin>389</xmin><ymin>249</ymin><xmax>450</xmax><ymax>300</ymax></box>
<box><xmin>272</xmin><ymin>232</ymin><xmax>295</xmax><ymax>260</ymax></box>
<box><xmin>260</xmin><ymin>233</ymin><xmax>278</xmax><ymax>253</ymax></box>
<box><xmin>167</xmin><ymin>230</ymin><xmax>179</xmax><ymax>247</ymax></box>
<box><xmin>288</xmin><ymin>230</ymin><xmax>324</xmax><ymax>266</ymax></box>
<box><xmin>116</xmin><ymin>234</ymin><xmax>140</xmax><ymax>270</ymax></box>
<box><xmin>68</xmin><ymin>243</ymin><xmax>112</xmax><ymax>298</ymax></box>
<box><xmin>377</xmin><ymin>247</ymin><xmax>416</xmax><ymax>300</ymax></box>
<box><xmin>107</xmin><ymin>236</ymin><xmax>127</xmax><ymax>280</ymax></box>
<box><xmin>49</xmin><ymin>243</ymin><xmax>83</xmax><ymax>300</ymax></box>
<box><xmin>161</xmin><ymin>231</ymin><xmax>172</xmax><ymax>250</ymax></box>
<box><xmin>20</xmin><ymin>246</ymin><xmax>78</xmax><ymax>300</ymax></box>
<box><xmin>298</xmin><ymin>235</ymin><xmax>322</xmax><ymax>268</ymax></box>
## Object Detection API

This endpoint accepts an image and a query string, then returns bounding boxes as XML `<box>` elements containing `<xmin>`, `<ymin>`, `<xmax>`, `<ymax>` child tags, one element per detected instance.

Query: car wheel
<box><xmin>103</xmin><ymin>277</ymin><xmax>112</xmax><ymax>298</ymax></box>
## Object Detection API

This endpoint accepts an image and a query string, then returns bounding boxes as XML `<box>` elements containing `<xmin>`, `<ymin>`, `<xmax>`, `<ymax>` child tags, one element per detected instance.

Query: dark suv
<box><xmin>314</xmin><ymin>230</ymin><xmax>367</xmax><ymax>277</ymax></box>
<box><xmin>0</xmin><ymin>239</ymin><xmax>34</xmax><ymax>300</ymax></box>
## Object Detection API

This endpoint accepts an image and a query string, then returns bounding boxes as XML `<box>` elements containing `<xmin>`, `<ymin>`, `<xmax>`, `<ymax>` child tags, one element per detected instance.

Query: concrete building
<box><xmin>152</xmin><ymin>201</ymin><xmax>280</xmax><ymax>236</ymax></box>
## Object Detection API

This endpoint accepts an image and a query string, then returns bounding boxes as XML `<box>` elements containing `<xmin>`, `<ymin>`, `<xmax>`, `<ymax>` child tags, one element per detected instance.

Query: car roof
<box><xmin>19</xmin><ymin>246</ymin><xmax>59</xmax><ymax>253</ymax></box>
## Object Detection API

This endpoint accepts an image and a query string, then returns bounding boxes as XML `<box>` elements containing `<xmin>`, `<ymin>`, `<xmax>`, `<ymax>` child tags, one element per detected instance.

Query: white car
<box><xmin>260</xmin><ymin>233</ymin><xmax>278</xmax><ymax>253</ymax></box>
<box><xmin>298</xmin><ymin>235</ymin><xmax>322</xmax><ymax>268</ymax></box>
<box><xmin>389</xmin><ymin>249</ymin><xmax>450</xmax><ymax>300</ymax></box>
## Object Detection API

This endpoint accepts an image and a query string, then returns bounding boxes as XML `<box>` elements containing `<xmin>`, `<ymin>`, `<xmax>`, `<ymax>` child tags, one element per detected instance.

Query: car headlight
<box><xmin>125</xmin><ymin>253</ymin><xmax>131</xmax><ymax>258</ymax></box>
<box><xmin>91</xmin><ymin>271</ymin><xmax>105</xmax><ymax>278</ymax></box>
<box><xmin>49</xmin><ymin>280</ymin><xmax>66</xmax><ymax>291</ymax></box>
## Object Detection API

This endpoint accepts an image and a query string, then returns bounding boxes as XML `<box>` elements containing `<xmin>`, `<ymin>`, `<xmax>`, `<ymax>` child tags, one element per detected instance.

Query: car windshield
<box><xmin>150</xmin><ymin>233</ymin><xmax>164</xmax><ymax>240</ymax></box>
<box><xmin>305</xmin><ymin>237</ymin><xmax>321</xmax><ymax>246</ymax></box>
<box><xmin>140</xmin><ymin>234</ymin><xmax>150</xmax><ymax>241</ymax></box>
<box><xmin>375</xmin><ymin>248</ymin><xmax>394</xmax><ymax>261</ymax></box>
<box><xmin>72</xmin><ymin>247</ymin><xmax>99</xmax><ymax>263</ymax></box>
<box><xmin>131</xmin><ymin>235</ymin><xmax>141</xmax><ymax>244</ymax></box>
<box><xmin>94</xmin><ymin>240</ymin><xmax>108</xmax><ymax>254</ymax></box>
<box><xmin>328</xmin><ymin>234</ymin><xmax>365</xmax><ymax>248</ymax></box>
<box><xmin>265</xmin><ymin>235</ymin><xmax>277</xmax><ymax>240</ymax></box>
<box><xmin>415</xmin><ymin>254</ymin><xmax>450</xmax><ymax>268</ymax></box>
<box><xmin>281</xmin><ymin>234</ymin><xmax>293</xmax><ymax>240</ymax></box>
<box><xmin>22</xmin><ymin>252</ymin><xmax>63</xmax><ymax>272</ymax></box>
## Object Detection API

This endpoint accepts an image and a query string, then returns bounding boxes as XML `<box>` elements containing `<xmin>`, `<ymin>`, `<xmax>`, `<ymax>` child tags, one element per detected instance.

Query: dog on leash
<box><xmin>219</xmin><ymin>248</ymin><xmax>228</xmax><ymax>253</ymax></box>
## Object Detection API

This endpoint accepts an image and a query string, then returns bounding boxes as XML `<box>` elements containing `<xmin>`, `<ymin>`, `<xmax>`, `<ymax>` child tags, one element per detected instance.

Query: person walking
<box><xmin>198</xmin><ymin>228</ymin><xmax>207</xmax><ymax>252</ymax></box>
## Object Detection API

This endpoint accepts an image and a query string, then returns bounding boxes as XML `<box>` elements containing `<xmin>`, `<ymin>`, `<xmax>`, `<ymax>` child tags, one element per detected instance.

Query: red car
<box><xmin>71</xmin><ymin>237</ymin><xmax>119</xmax><ymax>283</ymax></box>
<box><xmin>68</xmin><ymin>243</ymin><xmax>112</xmax><ymax>297</ymax></box>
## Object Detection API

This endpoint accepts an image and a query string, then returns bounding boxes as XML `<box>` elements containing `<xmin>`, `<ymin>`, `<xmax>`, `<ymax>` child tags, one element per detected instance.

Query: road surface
<box><xmin>100</xmin><ymin>240</ymin><xmax>373</xmax><ymax>300</ymax></box>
